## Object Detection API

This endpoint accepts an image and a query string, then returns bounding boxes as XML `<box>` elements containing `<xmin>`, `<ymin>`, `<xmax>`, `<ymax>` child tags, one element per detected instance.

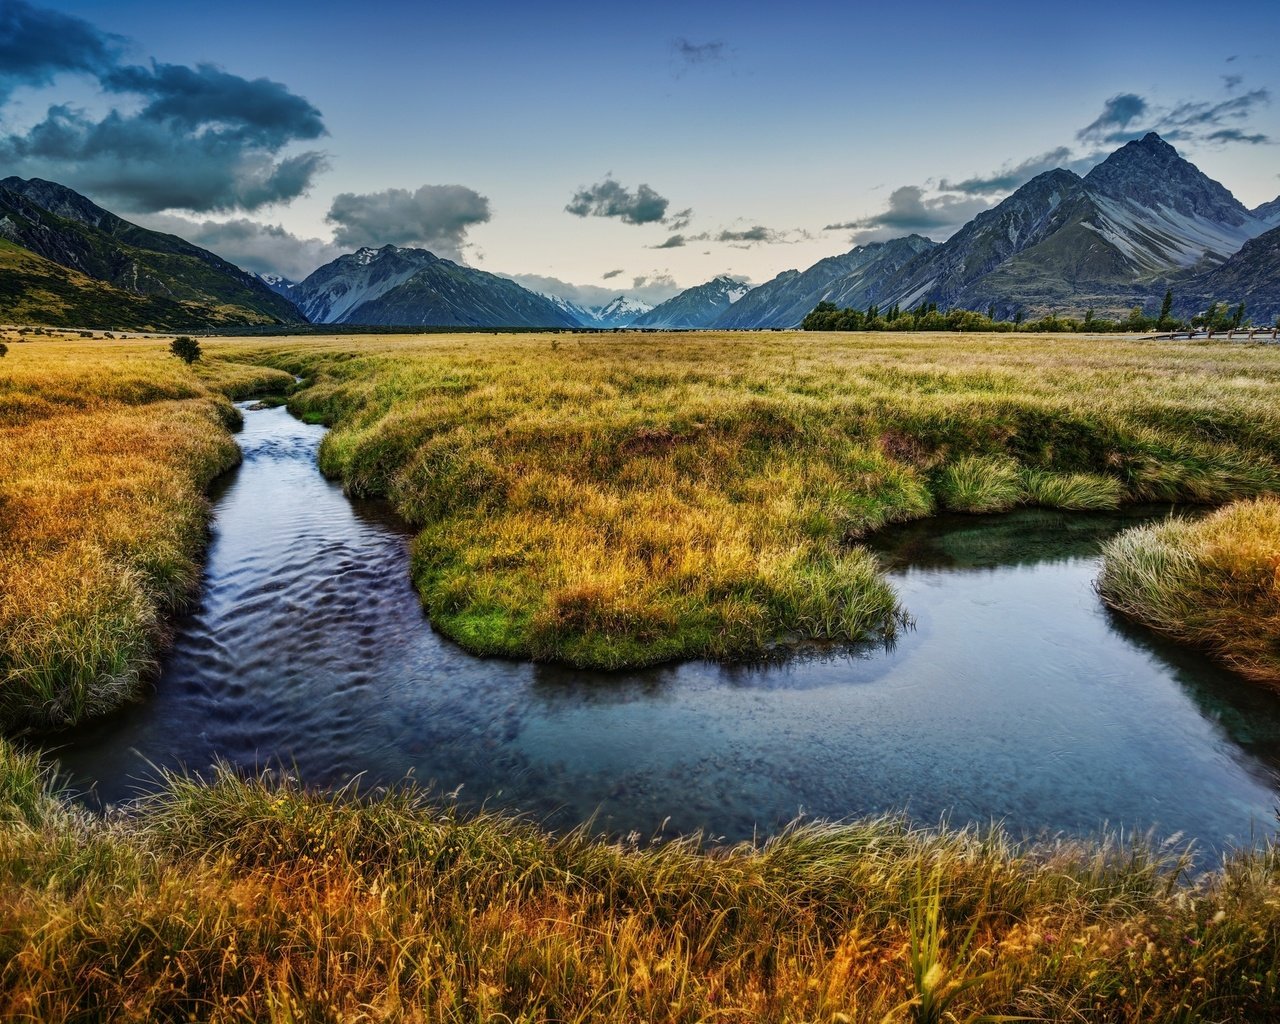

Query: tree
<box><xmin>0</xmin><ymin>342</ymin><xmax>7</xmax><ymax>358</ymax></box>
<box><xmin>170</xmin><ymin>336</ymin><xmax>202</xmax><ymax>364</ymax></box>
<box><xmin>1231</xmin><ymin>302</ymin><xmax>1245</xmax><ymax>329</ymax></box>
<box><xmin>1159</xmin><ymin>289</ymin><xmax>1173</xmax><ymax>325</ymax></box>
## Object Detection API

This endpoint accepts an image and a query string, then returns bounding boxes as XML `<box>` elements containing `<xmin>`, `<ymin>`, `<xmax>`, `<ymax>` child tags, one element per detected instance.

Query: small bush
<box><xmin>169</xmin><ymin>336</ymin><xmax>202</xmax><ymax>364</ymax></box>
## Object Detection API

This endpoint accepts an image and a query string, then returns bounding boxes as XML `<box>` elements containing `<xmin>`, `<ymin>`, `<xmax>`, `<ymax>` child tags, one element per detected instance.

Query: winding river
<box><xmin>55</xmin><ymin>404</ymin><xmax>1280</xmax><ymax>854</ymax></box>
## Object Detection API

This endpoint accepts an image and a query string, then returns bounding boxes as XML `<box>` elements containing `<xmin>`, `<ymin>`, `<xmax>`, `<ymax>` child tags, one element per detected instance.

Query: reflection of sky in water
<box><xmin>54</xmin><ymin>407</ymin><xmax>1280</xmax><ymax>857</ymax></box>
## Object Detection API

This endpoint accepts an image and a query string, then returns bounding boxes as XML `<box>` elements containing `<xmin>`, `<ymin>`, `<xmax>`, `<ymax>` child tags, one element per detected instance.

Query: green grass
<box><xmin>1098</xmin><ymin>497</ymin><xmax>1280</xmax><ymax>683</ymax></box>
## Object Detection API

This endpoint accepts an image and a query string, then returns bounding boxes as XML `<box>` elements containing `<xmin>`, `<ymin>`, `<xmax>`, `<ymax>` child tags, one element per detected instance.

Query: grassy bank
<box><xmin>0</xmin><ymin>334</ymin><xmax>295</xmax><ymax>731</ymax></box>
<box><xmin>215</xmin><ymin>330</ymin><xmax>1280</xmax><ymax>669</ymax></box>
<box><xmin>2</xmin><ymin>739</ymin><xmax>1278</xmax><ymax>1022</ymax></box>
<box><xmin>1098</xmin><ymin>498</ymin><xmax>1280</xmax><ymax>684</ymax></box>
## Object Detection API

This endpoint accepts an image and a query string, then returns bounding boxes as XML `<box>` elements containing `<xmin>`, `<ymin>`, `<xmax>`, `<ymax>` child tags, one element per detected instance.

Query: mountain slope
<box><xmin>630</xmin><ymin>276</ymin><xmax>749</xmax><ymax>329</ymax></box>
<box><xmin>0</xmin><ymin>238</ymin><xmax>265</xmax><ymax>330</ymax></box>
<box><xmin>878</xmin><ymin>135</ymin><xmax>1274</xmax><ymax>318</ymax></box>
<box><xmin>712</xmin><ymin>236</ymin><xmax>936</xmax><ymax>329</ymax></box>
<box><xmin>1180</xmin><ymin>224</ymin><xmax>1280</xmax><ymax>324</ymax></box>
<box><xmin>289</xmin><ymin>246</ymin><xmax>579</xmax><ymax>327</ymax></box>
<box><xmin>0</xmin><ymin>177</ymin><xmax>303</xmax><ymax>324</ymax></box>
<box><xmin>587</xmin><ymin>295</ymin><xmax>654</xmax><ymax>328</ymax></box>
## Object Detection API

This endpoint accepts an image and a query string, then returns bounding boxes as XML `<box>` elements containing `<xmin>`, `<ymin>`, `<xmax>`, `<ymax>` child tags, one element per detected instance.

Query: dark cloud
<box><xmin>667</xmin><ymin>207</ymin><xmax>693</xmax><ymax>230</ymax></box>
<box><xmin>0</xmin><ymin>7</ymin><xmax>329</xmax><ymax>213</ymax></box>
<box><xmin>938</xmin><ymin>147</ymin><xmax>1073</xmax><ymax>195</ymax></box>
<box><xmin>714</xmin><ymin>225</ymin><xmax>809</xmax><ymax>247</ymax></box>
<box><xmin>326</xmin><ymin>184</ymin><xmax>491</xmax><ymax>259</ymax></box>
<box><xmin>137</xmin><ymin>212</ymin><xmax>342</xmax><ymax>281</ymax></box>
<box><xmin>0</xmin><ymin>0</ymin><xmax>122</xmax><ymax>99</ymax></box>
<box><xmin>103</xmin><ymin>62</ymin><xmax>326</xmax><ymax>145</ymax></box>
<box><xmin>0</xmin><ymin>102</ymin><xmax>328</xmax><ymax>212</ymax></box>
<box><xmin>1075</xmin><ymin>87</ymin><xmax>1270</xmax><ymax>149</ymax></box>
<box><xmin>565</xmin><ymin>177</ymin><xmax>669</xmax><ymax>225</ymax></box>
<box><xmin>602</xmin><ymin>268</ymin><xmax>624</xmax><ymax>279</ymax></box>
<box><xmin>652</xmin><ymin>234</ymin><xmax>688</xmax><ymax>248</ymax></box>
<box><xmin>1204</xmin><ymin>128</ymin><xmax>1269</xmax><ymax>144</ymax></box>
<box><xmin>673</xmin><ymin>38</ymin><xmax>725</xmax><ymax>65</ymax></box>
<box><xmin>834</xmin><ymin>186</ymin><xmax>991</xmax><ymax>244</ymax></box>
<box><xmin>1077</xmin><ymin>93</ymin><xmax>1148</xmax><ymax>143</ymax></box>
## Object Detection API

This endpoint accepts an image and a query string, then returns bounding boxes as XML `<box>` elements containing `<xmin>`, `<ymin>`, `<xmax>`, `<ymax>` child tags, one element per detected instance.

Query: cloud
<box><xmin>602</xmin><ymin>268</ymin><xmax>624</xmax><ymax>279</ymax></box>
<box><xmin>1077</xmin><ymin>93</ymin><xmax>1149</xmax><ymax>143</ymax></box>
<box><xmin>1204</xmin><ymin>128</ymin><xmax>1269</xmax><ymax>144</ymax></box>
<box><xmin>326</xmin><ymin>184</ymin><xmax>490</xmax><ymax>259</ymax></box>
<box><xmin>1075</xmin><ymin>87</ymin><xmax>1271</xmax><ymax>148</ymax></box>
<box><xmin>938</xmin><ymin>147</ymin><xmax>1073</xmax><ymax>195</ymax></box>
<box><xmin>714</xmin><ymin>224</ymin><xmax>810</xmax><ymax>247</ymax></box>
<box><xmin>0</xmin><ymin>0</ymin><xmax>122</xmax><ymax>100</ymax></box>
<box><xmin>503</xmin><ymin>271</ymin><xmax>681</xmax><ymax>308</ymax></box>
<box><xmin>135</xmin><ymin>212</ymin><xmax>342</xmax><ymax>281</ymax></box>
<box><xmin>831</xmin><ymin>186</ymin><xmax>992</xmax><ymax>244</ymax></box>
<box><xmin>652</xmin><ymin>234</ymin><xmax>688</xmax><ymax>248</ymax></box>
<box><xmin>565</xmin><ymin>177</ymin><xmax>669</xmax><ymax>225</ymax></box>
<box><xmin>667</xmin><ymin>207</ymin><xmax>693</xmax><ymax>230</ymax></box>
<box><xmin>673</xmin><ymin>38</ymin><xmax>725</xmax><ymax>66</ymax></box>
<box><xmin>0</xmin><ymin>6</ymin><xmax>329</xmax><ymax>213</ymax></box>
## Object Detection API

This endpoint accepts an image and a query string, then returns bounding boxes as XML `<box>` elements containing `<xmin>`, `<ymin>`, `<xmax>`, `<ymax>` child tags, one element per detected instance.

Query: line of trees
<box><xmin>800</xmin><ymin>291</ymin><xmax>1272</xmax><ymax>334</ymax></box>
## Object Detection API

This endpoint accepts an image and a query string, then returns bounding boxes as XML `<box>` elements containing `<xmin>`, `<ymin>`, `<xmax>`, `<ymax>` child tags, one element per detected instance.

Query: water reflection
<box><xmin>53</xmin><ymin>405</ymin><xmax>1280</xmax><ymax>855</ymax></box>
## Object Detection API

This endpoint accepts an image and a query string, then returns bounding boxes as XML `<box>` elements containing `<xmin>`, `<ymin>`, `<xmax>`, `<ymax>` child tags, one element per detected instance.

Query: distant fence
<box><xmin>1148</xmin><ymin>327</ymin><xmax>1280</xmax><ymax>342</ymax></box>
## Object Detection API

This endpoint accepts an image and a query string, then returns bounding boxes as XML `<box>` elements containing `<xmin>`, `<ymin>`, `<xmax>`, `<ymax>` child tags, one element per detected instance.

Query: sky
<box><xmin>2</xmin><ymin>0</ymin><xmax>1278</xmax><ymax>305</ymax></box>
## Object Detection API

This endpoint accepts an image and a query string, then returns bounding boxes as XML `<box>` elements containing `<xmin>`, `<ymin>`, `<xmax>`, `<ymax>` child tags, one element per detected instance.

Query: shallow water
<box><xmin>54</xmin><ymin>405</ymin><xmax>1280</xmax><ymax>853</ymax></box>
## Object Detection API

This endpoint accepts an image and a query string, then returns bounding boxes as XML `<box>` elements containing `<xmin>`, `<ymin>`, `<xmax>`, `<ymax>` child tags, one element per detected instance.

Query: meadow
<box><xmin>4</xmin><ymin>330</ymin><xmax>1280</xmax><ymax>1020</ymax></box>
<box><xmin>225</xmin><ymin>329</ymin><xmax>1280</xmax><ymax>670</ymax></box>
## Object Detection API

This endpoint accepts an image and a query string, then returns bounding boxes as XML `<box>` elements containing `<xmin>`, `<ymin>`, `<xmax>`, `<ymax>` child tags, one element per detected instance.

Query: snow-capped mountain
<box><xmin>286</xmin><ymin>245</ymin><xmax>438</xmax><ymax>323</ymax></box>
<box><xmin>255</xmin><ymin>272</ymin><xmax>297</xmax><ymax>299</ymax></box>
<box><xmin>588</xmin><ymin>294</ymin><xmax>654</xmax><ymax>327</ymax></box>
<box><xmin>287</xmin><ymin>245</ymin><xmax>580</xmax><ymax>328</ymax></box>
<box><xmin>630</xmin><ymin>276</ymin><xmax>749</xmax><ymax>329</ymax></box>
<box><xmin>871</xmin><ymin>133</ymin><xmax>1279</xmax><ymax>318</ymax></box>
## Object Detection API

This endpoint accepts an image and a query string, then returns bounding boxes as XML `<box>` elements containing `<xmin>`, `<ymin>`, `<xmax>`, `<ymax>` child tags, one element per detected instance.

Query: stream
<box><xmin>54</xmin><ymin>404</ymin><xmax>1280</xmax><ymax>854</ymax></box>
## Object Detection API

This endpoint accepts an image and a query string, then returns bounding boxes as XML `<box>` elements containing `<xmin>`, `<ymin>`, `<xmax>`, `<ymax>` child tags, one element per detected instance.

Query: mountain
<box><xmin>879</xmin><ymin>134</ymin><xmax>1275</xmax><ymax>318</ymax></box>
<box><xmin>714</xmin><ymin>235</ymin><xmax>938</xmax><ymax>328</ymax></box>
<box><xmin>1181</xmin><ymin>224</ymin><xmax>1280</xmax><ymax>325</ymax></box>
<box><xmin>290</xmin><ymin>245</ymin><xmax>580</xmax><ymax>328</ymax></box>
<box><xmin>630</xmin><ymin>276</ymin><xmax>750</xmax><ymax>329</ymax></box>
<box><xmin>1253</xmin><ymin>197</ymin><xmax>1280</xmax><ymax>228</ymax></box>
<box><xmin>0</xmin><ymin>176</ymin><xmax>304</xmax><ymax>326</ymax></box>
<box><xmin>591</xmin><ymin>294</ymin><xmax>653</xmax><ymax>327</ymax></box>
<box><xmin>256</xmin><ymin>272</ymin><xmax>297</xmax><ymax>298</ymax></box>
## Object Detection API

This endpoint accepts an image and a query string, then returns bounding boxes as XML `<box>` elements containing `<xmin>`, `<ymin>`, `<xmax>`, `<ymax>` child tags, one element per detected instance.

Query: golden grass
<box><xmin>1098</xmin><ymin>497</ymin><xmax>1280</xmax><ymax>683</ymax></box>
<box><xmin>213</xmin><ymin>329</ymin><xmax>1280</xmax><ymax>669</ymax></box>
<box><xmin>2</xmin><ymin>741</ymin><xmax>1278</xmax><ymax>1023</ymax></box>
<box><xmin>0</xmin><ymin>334</ymin><xmax>295</xmax><ymax>729</ymax></box>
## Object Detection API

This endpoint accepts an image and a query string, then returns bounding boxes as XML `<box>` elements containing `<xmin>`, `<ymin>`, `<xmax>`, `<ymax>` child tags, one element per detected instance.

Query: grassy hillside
<box><xmin>0</xmin><ymin>240</ymin><xmax>292</xmax><ymax>331</ymax></box>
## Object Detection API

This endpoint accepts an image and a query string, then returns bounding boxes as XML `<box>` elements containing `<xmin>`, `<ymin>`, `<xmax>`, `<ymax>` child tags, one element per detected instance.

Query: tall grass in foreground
<box><xmin>2</xmin><ymin>741</ymin><xmax>1278</xmax><ymax>1022</ymax></box>
<box><xmin>1098</xmin><ymin>497</ymin><xmax>1280</xmax><ymax>683</ymax></box>
<box><xmin>0</xmin><ymin>335</ymin><xmax>295</xmax><ymax>730</ymax></box>
<box><xmin>220</xmin><ymin>330</ymin><xmax>1280</xmax><ymax>669</ymax></box>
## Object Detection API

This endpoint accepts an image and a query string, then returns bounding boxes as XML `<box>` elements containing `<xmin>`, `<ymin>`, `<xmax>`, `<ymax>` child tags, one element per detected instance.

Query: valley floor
<box><xmin>3</xmin><ymin>330</ymin><xmax>1280</xmax><ymax>1020</ymax></box>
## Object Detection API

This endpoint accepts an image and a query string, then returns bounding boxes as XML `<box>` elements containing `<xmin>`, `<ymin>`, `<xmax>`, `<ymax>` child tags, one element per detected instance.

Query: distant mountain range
<box><xmin>2</xmin><ymin>133</ymin><xmax>1277</xmax><ymax>331</ymax></box>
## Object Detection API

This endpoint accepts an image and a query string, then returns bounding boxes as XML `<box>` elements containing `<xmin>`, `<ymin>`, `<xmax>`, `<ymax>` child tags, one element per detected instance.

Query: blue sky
<box><xmin>3</xmin><ymin>0</ymin><xmax>1278</xmax><ymax>302</ymax></box>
